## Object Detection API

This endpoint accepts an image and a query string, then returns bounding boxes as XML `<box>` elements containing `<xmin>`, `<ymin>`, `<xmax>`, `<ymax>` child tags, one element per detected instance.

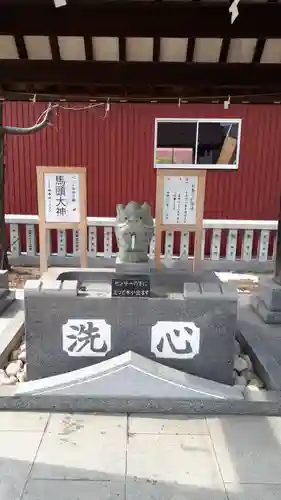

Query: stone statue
<box><xmin>115</xmin><ymin>201</ymin><xmax>154</xmax><ymax>263</ymax></box>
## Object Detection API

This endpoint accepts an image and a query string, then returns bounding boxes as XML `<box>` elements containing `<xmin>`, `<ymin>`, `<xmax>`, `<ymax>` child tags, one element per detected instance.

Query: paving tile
<box><xmin>0</xmin><ymin>412</ymin><xmax>49</xmax><ymax>432</ymax></box>
<box><xmin>126</xmin><ymin>477</ymin><xmax>228</xmax><ymax>500</ymax></box>
<box><xmin>45</xmin><ymin>413</ymin><xmax>126</xmax><ymax>434</ymax></box>
<box><xmin>0</xmin><ymin>431</ymin><xmax>43</xmax><ymax>500</ymax></box>
<box><xmin>207</xmin><ymin>416</ymin><xmax>281</xmax><ymax>483</ymax></box>
<box><xmin>22</xmin><ymin>479</ymin><xmax>124</xmax><ymax>500</ymax></box>
<box><xmin>129</xmin><ymin>415</ymin><xmax>208</xmax><ymax>435</ymax></box>
<box><xmin>31</xmin><ymin>413</ymin><xmax>127</xmax><ymax>480</ymax></box>
<box><xmin>226</xmin><ymin>483</ymin><xmax>281</xmax><ymax>500</ymax></box>
<box><xmin>126</xmin><ymin>433</ymin><xmax>225</xmax><ymax>492</ymax></box>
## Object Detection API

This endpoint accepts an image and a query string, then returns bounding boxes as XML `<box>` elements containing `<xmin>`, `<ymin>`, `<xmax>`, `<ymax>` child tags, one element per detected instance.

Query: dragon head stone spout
<box><xmin>115</xmin><ymin>201</ymin><xmax>154</xmax><ymax>263</ymax></box>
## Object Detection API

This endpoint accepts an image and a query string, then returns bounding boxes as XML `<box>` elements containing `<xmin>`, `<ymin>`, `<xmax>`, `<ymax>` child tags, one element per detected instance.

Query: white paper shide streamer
<box><xmin>229</xmin><ymin>0</ymin><xmax>240</xmax><ymax>24</ymax></box>
<box><xmin>54</xmin><ymin>0</ymin><xmax>67</xmax><ymax>7</ymax></box>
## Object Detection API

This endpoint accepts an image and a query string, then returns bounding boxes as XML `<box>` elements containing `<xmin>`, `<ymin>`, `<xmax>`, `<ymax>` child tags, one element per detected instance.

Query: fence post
<box><xmin>274</xmin><ymin>195</ymin><xmax>281</xmax><ymax>284</ymax></box>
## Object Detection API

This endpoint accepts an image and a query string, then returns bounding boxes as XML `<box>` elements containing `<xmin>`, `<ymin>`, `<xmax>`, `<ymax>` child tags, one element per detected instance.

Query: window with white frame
<box><xmin>154</xmin><ymin>118</ymin><xmax>242</xmax><ymax>170</ymax></box>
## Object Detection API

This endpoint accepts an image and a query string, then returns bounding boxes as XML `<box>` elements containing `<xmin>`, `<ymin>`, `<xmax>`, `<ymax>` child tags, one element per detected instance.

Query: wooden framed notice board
<box><xmin>155</xmin><ymin>169</ymin><xmax>206</xmax><ymax>271</ymax></box>
<box><xmin>37</xmin><ymin>166</ymin><xmax>87</xmax><ymax>274</ymax></box>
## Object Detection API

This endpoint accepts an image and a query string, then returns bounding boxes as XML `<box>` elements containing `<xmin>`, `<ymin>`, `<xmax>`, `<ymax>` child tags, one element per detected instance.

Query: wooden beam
<box><xmin>2</xmin><ymin>60</ymin><xmax>281</xmax><ymax>88</ymax></box>
<box><xmin>14</xmin><ymin>35</ymin><xmax>28</xmax><ymax>59</ymax></box>
<box><xmin>118</xmin><ymin>37</ymin><xmax>126</xmax><ymax>62</ymax></box>
<box><xmin>186</xmin><ymin>38</ymin><xmax>195</xmax><ymax>62</ymax></box>
<box><xmin>49</xmin><ymin>36</ymin><xmax>61</xmax><ymax>61</ymax></box>
<box><xmin>84</xmin><ymin>36</ymin><xmax>94</xmax><ymax>60</ymax></box>
<box><xmin>153</xmin><ymin>38</ymin><xmax>161</xmax><ymax>62</ymax></box>
<box><xmin>219</xmin><ymin>38</ymin><xmax>231</xmax><ymax>63</ymax></box>
<box><xmin>2</xmin><ymin>3</ymin><xmax>281</xmax><ymax>38</ymax></box>
<box><xmin>252</xmin><ymin>39</ymin><xmax>266</xmax><ymax>63</ymax></box>
<box><xmin>2</xmin><ymin>87</ymin><xmax>281</xmax><ymax>103</ymax></box>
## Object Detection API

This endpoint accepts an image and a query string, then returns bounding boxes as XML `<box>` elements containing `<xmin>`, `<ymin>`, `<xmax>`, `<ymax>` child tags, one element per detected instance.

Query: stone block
<box><xmin>115</xmin><ymin>258</ymin><xmax>151</xmax><ymax>275</ymax></box>
<box><xmin>258</xmin><ymin>277</ymin><xmax>281</xmax><ymax>312</ymax></box>
<box><xmin>0</xmin><ymin>301</ymin><xmax>24</xmax><ymax>368</ymax></box>
<box><xmin>238</xmin><ymin>303</ymin><xmax>281</xmax><ymax>390</ymax></box>
<box><xmin>0</xmin><ymin>290</ymin><xmax>15</xmax><ymax>316</ymax></box>
<box><xmin>183</xmin><ymin>282</ymin><xmax>201</xmax><ymax>297</ymax></box>
<box><xmin>0</xmin><ymin>270</ymin><xmax>8</xmax><ymax>291</ymax></box>
<box><xmin>0</xmin><ymin>270</ymin><xmax>13</xmax><ymax>315</ymax></box>
<box><xmin>41</xmin><ymin>280</ymin><xmax>62</xmax><ymax>293</ymax></box>
<box><xmin>251</xmin><ymin>295</ymin><xmax>281</xmax><ymax>324</ymax></box>
<box><xmin>184</xmin><ymin>281</ymin><xmax>237</xmax><ymax>301</ymax></box>
<box><xmin>61</xmin><ymin>280</ymin><xmax>78</xmax><ymax>294</ymax></box>
<box><xmin>24</xmin><ymin>273</ymin><xmax>237</xmax><ymax>385</ymax></box>
<box><xmin>24</xmin><ymin>280</ymin><xmax>41</xmax><ymax>294</ymax></box>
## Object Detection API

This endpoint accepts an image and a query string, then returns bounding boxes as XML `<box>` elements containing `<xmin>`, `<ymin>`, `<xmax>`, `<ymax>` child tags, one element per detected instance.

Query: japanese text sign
<box><xmin>111</xmin><ymin>276</ymin><xmax>151</xmax><ymax>297</ymax></box>
<box><xmin>37</xmin><ymin>166</ymin><xmax>87</xmax><ymax>273</ymax></box>
<box><xmin>44</xmin><ymin>172</ymin><xmax>80</xmax><ymax>223</ymax></box>
<box><xmin>62</xmin><ymin>319</ymin><xmax>111</xmax><ymax>357</ymax></box>
<box><xmin>163</xmin><ymin>175</ymin><xmax>198</xmax><ymax>226</ymax></box>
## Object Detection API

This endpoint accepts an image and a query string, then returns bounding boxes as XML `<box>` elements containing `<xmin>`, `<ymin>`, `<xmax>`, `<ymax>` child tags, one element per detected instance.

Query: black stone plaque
<box><xmin>111</xmin><ymin>275</ymin><xmax>151</xmax><ymax>298</ymax></box>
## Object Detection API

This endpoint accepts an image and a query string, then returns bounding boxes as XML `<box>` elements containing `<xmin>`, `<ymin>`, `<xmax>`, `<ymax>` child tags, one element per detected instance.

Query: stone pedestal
<box><xmin>251</xmin><ymin>277</ymin><xmax>281</xmax><ymax>324</ymax></box>
<box><xmin>115</xmin><ymin>257</ymin><xmax>151</xmax><ymax>275</ymax></box>
<box><xmin>24</xmin><ymin>271</ymin><xmax>237</xmax><ymax>385</ymax></box>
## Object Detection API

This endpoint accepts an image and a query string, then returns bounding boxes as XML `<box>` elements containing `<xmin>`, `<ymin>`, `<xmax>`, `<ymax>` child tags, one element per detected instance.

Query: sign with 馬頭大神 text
<box><xmin>37</xmin><ymin>166</ymin><xmax>87</xmax><ymax>274</ymax></box>
<box><xmin>163</xmin><ymin>175</ymin><xmax>198</xmax><ymax>226</ymax></box>
<box><xmin>44</xmin><ymin>172</ymin><xmax>80</xmax><ymax>223</ymax></box>
<box><xmin>151</xmin><ymin>321</ymin><xmax>200</xmax><ymax>359</ymax></box>
<box><xmin>62</xmin><ymin>319</ymin><xmax>111</xmax><ymax>357</ymax></box>
<box><xmin>111</xmin><ymin>275</ymin><xmax>151</xmax><ymax>297</ymax></box>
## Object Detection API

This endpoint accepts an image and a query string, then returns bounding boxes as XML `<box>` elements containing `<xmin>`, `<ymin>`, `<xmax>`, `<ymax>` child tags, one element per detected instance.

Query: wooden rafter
<box><xmin>252</xmin><ymin>39</ymin><xmax>266</xmax><ymax>63</ymax></box>
<box><xmin>219</xmin><ymin>38</ymin><xmax>231</xmax><ymax>63</ymax></box>
<box><xmin>14</xmin><ymin>35</ymin><xmax>28</xmax><ymax>59</ymax></box>
<box><xmin>186</xmin><ymin>39</ymin><xmax>195</xmax><ymax>62</ymax></box>
<box><xmin>118</xmin><ymin>37</ymin><xmax>126</xmax><ymax>62</ymax></box>
<box><xmin>49</xmin><ymin>36</ymin><xmax>61</xmax><ymax>61</ymax></box>
<box><xmin>84</xmin><ymin>36</ymin><xmax>94</xmax><ymax>61</ymax></box>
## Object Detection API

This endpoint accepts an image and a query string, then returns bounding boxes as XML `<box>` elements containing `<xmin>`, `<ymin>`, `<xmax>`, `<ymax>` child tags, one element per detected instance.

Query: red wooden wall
<box><xmin>3</xmin><ymin>101</ymin><xmax>281</xmax><ymax>220</ymax></box>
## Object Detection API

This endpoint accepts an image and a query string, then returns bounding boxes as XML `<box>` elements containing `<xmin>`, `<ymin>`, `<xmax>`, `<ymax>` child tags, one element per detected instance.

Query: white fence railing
<box><xmin>5</xmin><ymin>214</ymin><xmax>278</xmax><ymax>271</ymax></box>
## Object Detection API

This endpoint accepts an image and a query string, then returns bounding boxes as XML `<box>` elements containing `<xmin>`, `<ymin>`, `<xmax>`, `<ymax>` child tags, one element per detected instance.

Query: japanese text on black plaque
<box><xmin>111</xmin><ymin>277</ymin><xmax>150</xmax><ymax>297</ymax></box>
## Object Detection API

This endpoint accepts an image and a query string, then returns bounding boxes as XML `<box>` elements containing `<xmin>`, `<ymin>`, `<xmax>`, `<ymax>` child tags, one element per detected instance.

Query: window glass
<box><xmin>155</xmin><ymin>120</ymin><xmax>240</xmax><ymax>168</ymax></box>
<box><xmin>197</xmin><ymin>122</ymin><xmax>239</xmax><ymax>166</ymax></box>
<box><xmin>156</xmin><ymin>122</ymin><xmax>197</xmax><ymax>164</ymax></box>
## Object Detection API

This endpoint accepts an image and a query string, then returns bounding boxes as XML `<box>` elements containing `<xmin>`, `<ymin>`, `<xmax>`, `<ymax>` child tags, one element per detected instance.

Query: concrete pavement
<box><xmin>1</xmin><ymin>413</ymin><xmax>281</xmax><ymax>499</ymax></box>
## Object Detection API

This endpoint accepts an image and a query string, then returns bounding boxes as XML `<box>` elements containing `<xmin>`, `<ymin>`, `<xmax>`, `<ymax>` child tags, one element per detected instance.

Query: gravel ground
<box><xmin>8</xmin><ymin>266</ymin><xmax>40</xmax><ymax>289</ymax></box>
<box><xmin>0</xmin><ymin>337</ymin><xmax>26</xmax><ymax>385</ymax></box>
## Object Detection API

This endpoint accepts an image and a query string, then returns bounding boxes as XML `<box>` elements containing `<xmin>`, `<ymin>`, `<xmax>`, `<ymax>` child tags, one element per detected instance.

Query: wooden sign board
<box><xmin>217</xmin><ymin>136</ymin><xmax>237</xmax><ymax>165</ymax></box>
<box><xmin>37</xmin><ymin>166</ymin><xmax>87</xmax><ymax>274</ymax></box>
<box><xmin>155</xmin><ymin>169</ymin><xmax>206</xmax><ymax>271</ymax></box>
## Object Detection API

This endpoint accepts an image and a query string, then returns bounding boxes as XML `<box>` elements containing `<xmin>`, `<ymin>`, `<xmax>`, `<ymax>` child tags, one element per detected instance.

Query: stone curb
<box><xmin>1</xmin><ymin>392</ymin><xmax>281</xmax><ymax>415</ymax></box>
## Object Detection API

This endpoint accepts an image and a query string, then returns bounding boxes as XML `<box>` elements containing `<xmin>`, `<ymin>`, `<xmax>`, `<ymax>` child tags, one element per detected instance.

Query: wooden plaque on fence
<box><xmin>37</xmin><ymin>166</ymin><xmax>87</xmax><ymax>274</ymax></box>
<box><xmin>155</xmin><ymin>169</ymin><xmax>206</xmax><ymax>271</ymax></box>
